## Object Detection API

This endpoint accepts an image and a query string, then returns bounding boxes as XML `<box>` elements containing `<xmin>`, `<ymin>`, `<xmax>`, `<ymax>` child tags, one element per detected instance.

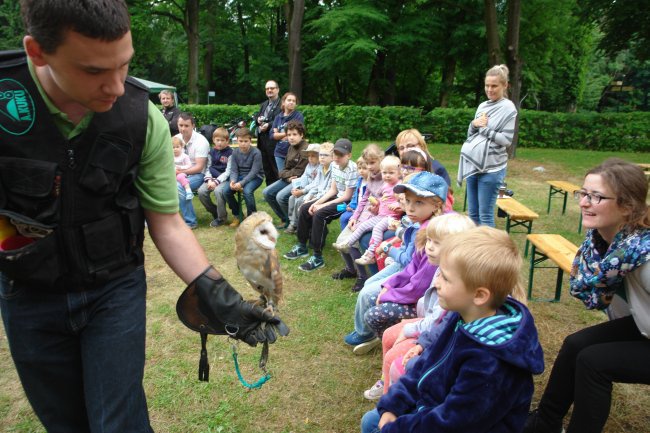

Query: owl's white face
<box><xmin>252</xmin><ymin>221</ymin><xmax>278</xmax><ymax>250</ymax></box>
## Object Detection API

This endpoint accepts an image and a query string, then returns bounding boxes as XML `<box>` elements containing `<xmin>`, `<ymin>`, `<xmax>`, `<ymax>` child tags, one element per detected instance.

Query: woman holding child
<box><xmin>525</xmin><ymin>159</ymin><xmax>650</xmax><ymax>433</ymax></box>
<box><xmin>457</xmin><ymin>64</ymin><xmax>517</xmax><ymax>227</ymax></box>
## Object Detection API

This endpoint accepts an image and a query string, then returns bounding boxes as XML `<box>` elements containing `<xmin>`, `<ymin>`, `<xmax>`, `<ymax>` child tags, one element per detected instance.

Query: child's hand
<box><xmin>346</xmin><ymin>205</ymin><xmax>353</xmax><ymax>211</ymax></box>
<box><xmin>402</xmin><ymin>344</ymin><xmax>423</xmax><ymax>366</ymax></box>
<box><xmin>206</xmin><ymin>180</ymin><xmax>217</xmax><ymax>191</ymax></box>
<box><xmin>388</xmin><ymin>202</ymin><xmax>401</xmax><ymax>211</ymax></box>
<box><xmin>376</xmin><ymin>287</ymin><xmax>388</xmax><ymax>305</ymax></box>
<box><xmin>387</xmin><ymin>218</ymin><xmax>400</xmax><ymax>231</ymax></box>
<box><xmin>291</xmin><ymin>189</ymin><xmax>303</xmax><ymax>197</ymax></box>
<box><xmin>379</xmin><ymin>412</ymin><xmax>397</xmax><ymax>429</ymax></box>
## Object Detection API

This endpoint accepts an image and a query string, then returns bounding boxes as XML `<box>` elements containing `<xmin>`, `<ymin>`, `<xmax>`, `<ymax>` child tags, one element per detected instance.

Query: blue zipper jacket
<box><xmin>377</xmin><ymin>298</ymin><xmax>544</xmax><ymax>433</ymax></box>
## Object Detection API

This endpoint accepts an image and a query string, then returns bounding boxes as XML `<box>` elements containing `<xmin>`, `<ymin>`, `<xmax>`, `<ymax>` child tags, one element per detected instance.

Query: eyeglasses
<box><xmin>573</xmin><ymin>190</ymin><xmax>616</xmax><ymax>204</ymax></box>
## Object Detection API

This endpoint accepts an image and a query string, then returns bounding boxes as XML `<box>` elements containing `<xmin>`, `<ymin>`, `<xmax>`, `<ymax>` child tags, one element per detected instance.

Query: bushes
<box><xmin>178</xmin><ymin>104</ymin><xmax>650</xmax><ymax>152</ymax></box>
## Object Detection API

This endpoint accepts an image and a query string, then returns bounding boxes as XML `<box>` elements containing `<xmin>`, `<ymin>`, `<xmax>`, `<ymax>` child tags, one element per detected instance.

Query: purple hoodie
<box><xmin>380</xmin><ymin>249</ymin><xmax>437</xmax><ymax>304</ymax></box>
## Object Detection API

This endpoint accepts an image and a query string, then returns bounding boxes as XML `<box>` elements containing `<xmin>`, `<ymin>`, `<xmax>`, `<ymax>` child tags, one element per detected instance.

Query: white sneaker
<box><xmin>363</xmin><ymin>380</ymin><xmax>384</xmax><ymax>400</ymax></box>
<box><xmin>185</xmin><ymin>190</ymin><xmax>194</xmax><ymax>200</ymax></box>
<box><xmin>355</xmin><ymin>252</ymin><xmax>376</xmax><ymax>266</ymax></box>
<box><xmin>353</xmin><ymin>337</ymin><xmax>380</xmax><ymax>355</ymax></box>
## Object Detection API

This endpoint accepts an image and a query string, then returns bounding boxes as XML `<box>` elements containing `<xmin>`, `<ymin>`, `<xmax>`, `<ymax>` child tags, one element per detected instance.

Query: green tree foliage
<box><xmin>0</xmin><ymin>2</ymin><xmax>23</xmax><ymax>51</ymax></box>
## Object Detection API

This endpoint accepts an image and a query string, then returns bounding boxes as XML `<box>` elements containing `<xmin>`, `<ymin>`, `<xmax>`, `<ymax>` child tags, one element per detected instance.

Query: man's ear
<box><xmin>473</xmin><ymin>286</ymin><xmax>492</xmax><ymax>307</ymax></box>
<box><xmin>23</xmin><ymin>35</ymin><xmax>48</xmax><ymax>66</ymax></box>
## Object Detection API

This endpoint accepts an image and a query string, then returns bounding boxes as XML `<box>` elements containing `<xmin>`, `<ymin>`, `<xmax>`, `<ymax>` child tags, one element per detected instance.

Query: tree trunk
<box><xmin>203</xmin><ymin>2</ymin><xmax>217</xmax><ymax>101</ymax></box>
<box><xmin>505</xmin><ymin>0</ymin><xmax>521</xmax><ymax>158</ymax></box>
<box><xmin>287</xmin><ymin>0</ymin><xmax>305</xmax><ymax>101</ymax></box>
<box><xmin>439</xmin><ymin>56</ymin><xmax>457</xmax><ymax>107</ymax></box>
<box><xmin>367</xmin><ymin>50</ymin><xmax>386</xmax><ymax>106</ymax></box>
<box><xmin>236</xmin><ymin>1</ymin><xmax>250</xmax><ymax>76</ymax></box>
<box><xmin>484</xmin><ymin>0</ymin><xmax>502</xmax><ymax>66</ymax></box>
<box><xmin>186</xmin><ymin>0</ymin><xmax>200</xmax><ymax>103</ymax></box>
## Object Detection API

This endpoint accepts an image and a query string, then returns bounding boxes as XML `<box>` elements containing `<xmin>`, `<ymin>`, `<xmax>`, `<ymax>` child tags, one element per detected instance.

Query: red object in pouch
<box><xmin>0</xmin><ymin>235</ymin><xmax>35</xmax><ymax>251</ymax></box>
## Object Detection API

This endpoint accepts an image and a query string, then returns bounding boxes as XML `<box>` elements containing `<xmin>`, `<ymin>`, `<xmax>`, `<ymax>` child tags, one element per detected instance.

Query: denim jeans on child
<box><xmin>177</xmin><ymin>173</ymin><xmax>205</xmax><ymax>227</ymax></box>
<box><xmin>465</xmin><ymin>167</ymin><xmax>506</xmax><ymax>227</ymax></box>
<box><xmin>360</xmin><ymin>408</ymin><xmax>382</xmax><ymax>433</ymax></box>
<box><xmin>263</xmin><ymin>179</ymin><xmax>292</xmax><ymax>222</ymax></box>
<box><xmin>223</xmin><ymin>175</ymin><xmax>263</xmax><ymax>217</ymax></box>
<box><xmin>0</xmin><ymin>267</ymin><xmax>153</xmax><ymax>433</ymax></box>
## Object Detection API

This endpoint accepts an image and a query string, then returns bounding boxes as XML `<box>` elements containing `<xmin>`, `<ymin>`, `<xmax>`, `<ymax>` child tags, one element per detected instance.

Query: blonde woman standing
<box><xmin>457</xmin><ymin>65</ymin><xmax>517</xmax><ymax>227</ymax></box>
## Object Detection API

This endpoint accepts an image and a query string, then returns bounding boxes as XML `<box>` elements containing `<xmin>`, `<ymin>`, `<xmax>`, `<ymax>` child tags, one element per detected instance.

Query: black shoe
<box><xmin>523</xmin><ymin>409</ymin><xmax>564</xmax><ymax>433</ymax></box>
<box><xmin>283</xmin><ymin>245</ymin><xmax>309</xmax><ymax>260</ymax></box>
<box><xmin>331</xmin><ymin>268</ymin><xmax>357</xmax><ymax>280</ymax></box>
<box><xmin>352</xmin><ymin>277</ymin><xmax>366</xmax><ymax>292</ymax></box>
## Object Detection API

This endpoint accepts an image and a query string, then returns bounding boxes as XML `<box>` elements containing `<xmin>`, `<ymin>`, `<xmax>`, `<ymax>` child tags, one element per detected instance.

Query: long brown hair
<box><xmin>586</xmin><ymin>158</ymin><xmax>649</xmax><ymax>230</ymax></box>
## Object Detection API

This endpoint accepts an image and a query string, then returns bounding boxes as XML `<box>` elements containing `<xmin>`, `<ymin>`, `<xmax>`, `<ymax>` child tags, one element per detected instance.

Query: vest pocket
<box><xmin>0</xmin><ymin>157</ymin><xmax>60</xmax><ymax>222</ymax></box>
<box><xmin>80</xmin><ymin>213</ymin><xmax>127</xmax><ymax>274</ymax></box>
<box><xmin>78</xmin><ymin>133</ymin><xmax>132</xmax><ymax>195</ymax></box>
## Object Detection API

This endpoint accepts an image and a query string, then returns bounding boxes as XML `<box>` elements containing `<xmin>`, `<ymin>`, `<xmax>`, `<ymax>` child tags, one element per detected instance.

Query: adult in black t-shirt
<box><xmin>255</xmin><ymin>80</ymin><xmax>282</xmax><ymax>185</ymax></box>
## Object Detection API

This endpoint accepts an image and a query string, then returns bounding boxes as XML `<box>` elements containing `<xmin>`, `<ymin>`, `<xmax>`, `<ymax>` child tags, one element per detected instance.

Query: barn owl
<box><xmin>235</xmin><ymin>211</ymin><xmax>283</xmax><ymax>315</ymax></box>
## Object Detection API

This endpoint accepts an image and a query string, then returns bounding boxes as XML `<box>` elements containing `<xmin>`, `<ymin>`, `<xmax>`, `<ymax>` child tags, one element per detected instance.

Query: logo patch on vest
<box><xmin>0</xmin><ymin>79</ymin><xmax>35</xmax><ymax>135</ymax></box>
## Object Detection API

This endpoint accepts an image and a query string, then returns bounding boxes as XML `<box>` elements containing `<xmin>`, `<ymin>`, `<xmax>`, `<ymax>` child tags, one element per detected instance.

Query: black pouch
<box><xmin>0</xmin><ymin>157</ymin><xmax>60</xmax><ymax>222</ymax></box>
<box><xmin>80</xmin><ymin>212</ymin><xmax>128</xmax><ymax>275</ymax></box>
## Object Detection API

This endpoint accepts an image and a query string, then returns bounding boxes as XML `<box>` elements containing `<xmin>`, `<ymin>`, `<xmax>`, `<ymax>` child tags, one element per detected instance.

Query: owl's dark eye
<box><xmin>260</xmin><ymin>229</ymin><xmax>268</xmax><ymax>235</ymax></box>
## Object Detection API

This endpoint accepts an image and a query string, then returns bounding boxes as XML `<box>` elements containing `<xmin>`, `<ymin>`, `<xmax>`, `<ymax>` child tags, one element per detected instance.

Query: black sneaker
<box><xmin>523</xmin><ymin>409</ymin><xmax>565</xmax><ymax>433</ymax></box>
<box><xmin>331</xmin><ymin>268</ymin><xmax>357</xmax><ymax>280</ymax></box>
<box><xmin>283</xmin><ymin>245</ymin><xmax>309</xmax><ymax>260</ymax></box>
<box><xmin>298</xmin><ymin>255</ymin><xmax>325</xmax><ymax>271</ymax></box>
<box><xmin>352</xmin><ymin>277</ymin><xmax>367</xmax><ymax>292</ymax></box>
<box><xmin>209</xmin><ymin>218</ymin><xmax>224</xmax><ymax>228</ymax></box>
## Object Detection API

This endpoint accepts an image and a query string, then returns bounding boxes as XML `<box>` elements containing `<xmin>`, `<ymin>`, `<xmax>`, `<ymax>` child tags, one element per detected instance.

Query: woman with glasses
<box><xmin>525</xmin><ymin>158</ymin><xmax>650</xmax><ymax>433</ymax></box>
<box><xmin>457</xmin><ymin>64</ymin><xmax>517</xmax><ymax>227</ymax></box>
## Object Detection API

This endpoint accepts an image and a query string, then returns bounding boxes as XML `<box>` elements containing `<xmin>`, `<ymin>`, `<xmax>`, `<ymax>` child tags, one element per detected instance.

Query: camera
<box><xmin>258</xmin><ymin>115</ymin><xmax>268</xmax><ymax>125</ymax></box>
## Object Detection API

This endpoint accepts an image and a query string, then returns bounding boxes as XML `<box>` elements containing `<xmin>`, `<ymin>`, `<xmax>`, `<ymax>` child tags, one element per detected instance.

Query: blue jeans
<box><xmin>361</xmin><ymin>408</ymin><xmax>381</xmax><ymax>433</ymax></box>
<box><xmin>263</xmin><ymin>179</ymin><xmax>292</xmax><ymax>223</ymax></box>
<box><xmin>274</xmin><ymin>156</ymin><xmax>285</xmax><ymax>172</ymax></box>
<box><xmin>178</xmin><ymin>173</ymin><xmax>204</xmax><ymax>227</ymax></box>
<box><xmin>353</xmin><ymin>261</ymin><xmax>402</xmax><ymax>339</ymax></box>
<box><xmin>465</xmin><ymin>167</ymin><xmax>506</xmax><ymax>227</ymax></box>
<box><xmin>0</xmin><ymin>268</ymin><xmax>153</xmax><ymax>433</ymax></box>
<box><xmin>340</xmin><ymin>210</ymin><xmax>353</xmax><ymax>229</ymax></box>
<box><xmin>223</xmin><ymin>176</ymin><xmax>263</xmax><ymax>217</ymax></box>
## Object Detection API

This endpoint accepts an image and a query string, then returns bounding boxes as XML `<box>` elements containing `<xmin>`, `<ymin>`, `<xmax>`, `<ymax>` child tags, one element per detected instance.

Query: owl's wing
<box><xmin>269</xmin><ymin>249</ymin><xmax>283</xmax><ymax>306</ymax></box>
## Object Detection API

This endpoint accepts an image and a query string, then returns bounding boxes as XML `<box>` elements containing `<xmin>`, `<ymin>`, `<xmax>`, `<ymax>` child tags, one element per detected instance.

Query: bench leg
<box><xmin>236</xmin><ymin>192</ymin><xmax>244</xmax><ymax>223</ymax></box>
<box><xmin>527</xmin><ymin>244</ymin><xmax>536</xmax><ymax>300</ymax></box>
<box><xmin>554</xmin><ymin>268</ymin><xmax>563</xmax><ymax>302</ymax></box>
<box><xmin>561</xmin><ymin>191</ymin><xmax>568</xmax><ymax>214</ymax></box>
<box><xmin>578</xmin><ymin>212</ymin><xmax>583</xmax><ymax>234</ymax></box>
<box><xmin>547</xmin><ymin>186</ymin><xmax>553</xmax><ymax>213</ymax></box>
<box><xmin>524</xmin><ymin>221</ymin><xmax>532</xmax><ymax>258</ymax></box>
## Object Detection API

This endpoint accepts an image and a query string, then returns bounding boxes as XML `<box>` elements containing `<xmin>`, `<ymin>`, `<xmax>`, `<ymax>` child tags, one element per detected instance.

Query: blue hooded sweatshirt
<box><xmin>376</xmin><ymin>297</ymin><xmax>544</xmax><ymax>433</ymax></box>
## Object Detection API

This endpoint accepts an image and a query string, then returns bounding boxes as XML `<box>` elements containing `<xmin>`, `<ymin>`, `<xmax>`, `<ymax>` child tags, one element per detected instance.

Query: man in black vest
<box><xmin>0</xmin><ymin>1</ymin><xmax>285</xmax><ymax>432</ymax></box>
<box><xmin>159</xmin><ymin>89</ymin><xmax>180</xmax><ymax>136</ymax></box>
<box><xmin>256</xmin><ymin>80</ymin><xmax>282</xmax><ymax>185</ymax></box>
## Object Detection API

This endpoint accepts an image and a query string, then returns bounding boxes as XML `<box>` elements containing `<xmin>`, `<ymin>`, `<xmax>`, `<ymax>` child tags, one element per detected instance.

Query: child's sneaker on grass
<box><xmin>284</xmin><ymin>224</ymin><xmax>296</xmax><ymax>234</ymax></box>
<box><xmin>185</xmin><ymin>190</ymin><xmax>194</xmax><ymax>200</ymax></box>
<box><xmin>363</xmin><ymin>380</ymin><xmax>384</xmax><ymax>400</ymax></box>
<box><xmin>283</xmin><ymin>244</ymin><xmax>309</xmax><ymax>260</ymax></box>
<box><xmin>298</xmin><ymin>255</ymin><xmax>324</xmax><ymax>271</ymax></box>
<box><xmin>353</xmin><ymin>337</ymin><xmax>381</xmax><ymax>355</ymax></box>
<box><xmin>331</xmin><ymin>268</ymin><xmax>357</xmax><ymax>280</ymax></box>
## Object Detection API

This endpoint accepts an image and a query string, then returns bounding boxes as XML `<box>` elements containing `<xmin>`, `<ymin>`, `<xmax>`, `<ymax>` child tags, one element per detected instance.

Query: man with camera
<box><xmin>256</xmin><ymin>80</ymin><xmax>282</xmax><ymax>185</ymax></box>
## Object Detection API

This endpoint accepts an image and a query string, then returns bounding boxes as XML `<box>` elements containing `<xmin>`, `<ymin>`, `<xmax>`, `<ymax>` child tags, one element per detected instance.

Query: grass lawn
<box><xmin>1</xmin><ymin>144</ymin><xmax>648</xmax><ymax>433</ymax></box>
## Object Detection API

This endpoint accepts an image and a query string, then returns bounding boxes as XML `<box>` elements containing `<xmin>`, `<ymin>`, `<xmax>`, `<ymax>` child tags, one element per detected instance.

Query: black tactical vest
<box><xmin>0</xmin><ymin>50</ymin><xmax>148</xmax><ymax>291</ymax></box>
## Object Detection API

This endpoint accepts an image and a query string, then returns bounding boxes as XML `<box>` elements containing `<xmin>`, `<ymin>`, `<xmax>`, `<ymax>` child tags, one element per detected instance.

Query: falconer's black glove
<box><xmin>177</xmin><ymin>266</ymin><xmax>289</xmax><ymax>346</ymax></box>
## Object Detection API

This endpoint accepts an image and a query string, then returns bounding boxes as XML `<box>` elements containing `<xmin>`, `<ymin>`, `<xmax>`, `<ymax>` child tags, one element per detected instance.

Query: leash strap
<box><xmin>231</xmin><ymin>340</ymin><xmax>271</xmax><ymax>389</ymax></box>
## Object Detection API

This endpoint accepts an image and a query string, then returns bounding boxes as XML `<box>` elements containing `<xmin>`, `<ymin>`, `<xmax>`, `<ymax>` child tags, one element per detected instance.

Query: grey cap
<box><xmin>332</xmin><ymin>138</ymin><xmax>352</xmax><ymax>154</ymax></box>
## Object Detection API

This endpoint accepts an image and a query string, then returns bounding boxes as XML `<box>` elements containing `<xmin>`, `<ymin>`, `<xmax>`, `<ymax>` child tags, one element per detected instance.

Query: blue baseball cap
<box><xmin>393</xmin><ymin>171</ymin><xmax>448</xmax><ymax>201</ymax></box>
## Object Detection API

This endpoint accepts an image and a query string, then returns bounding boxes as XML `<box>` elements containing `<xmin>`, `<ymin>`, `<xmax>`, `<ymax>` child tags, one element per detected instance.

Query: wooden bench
<box><xmin>546</xmin><ymin>180</ymin><xmax>583</xmax><ymax>233</ymax></box>
<box><xmin>526</xmin><ymin>234</ymin><xmax>578</xmax><ymax>302</ymax></box>
<box><xmin>496</xmin><ymin>197</ymin><xmax>539</xmax><ymax>256</ymax></box>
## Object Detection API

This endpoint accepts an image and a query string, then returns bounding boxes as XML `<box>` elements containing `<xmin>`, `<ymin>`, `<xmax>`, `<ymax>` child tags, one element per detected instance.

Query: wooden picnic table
<box><xmin>527</xmin><ymin>234</ymin><xmax>579</xmax><ymax>302</ymax></box>
<box><xmin>496</xmin><ymin>197</ymin><xmax>539</xmax><ymax>256</ymax></box>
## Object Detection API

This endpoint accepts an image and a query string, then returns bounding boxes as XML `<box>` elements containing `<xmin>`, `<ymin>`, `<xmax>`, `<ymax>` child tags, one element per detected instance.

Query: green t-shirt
<box><xmin>27</xmin><ymin>61</ymin><xmax>179</xmax><ymax>214</ymax></box>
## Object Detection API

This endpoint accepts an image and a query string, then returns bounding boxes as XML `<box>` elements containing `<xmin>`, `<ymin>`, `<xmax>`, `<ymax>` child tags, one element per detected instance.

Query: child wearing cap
<box><xmin>284</xmin><ymin>142</ymin><xmax>322</xmax><ymax>233</ymax></box>
<box><xmin>263</xmin><ymin>121</ymin><xmax>309</xmax><ymax>228</ymax></box>
<box><xmin>344</xmin><ymin>172</ymin><xmax>447</xmax><ymax>355</ymax></box>
<box><xmin>284</xmin><ymin>138</ymin><xmax>358</xmax><ymax>272</ymax></box>
<box><xmin>362</xmin><ymin>226</ymin><xmax>544</xmax><ymax>433</ymax></box>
